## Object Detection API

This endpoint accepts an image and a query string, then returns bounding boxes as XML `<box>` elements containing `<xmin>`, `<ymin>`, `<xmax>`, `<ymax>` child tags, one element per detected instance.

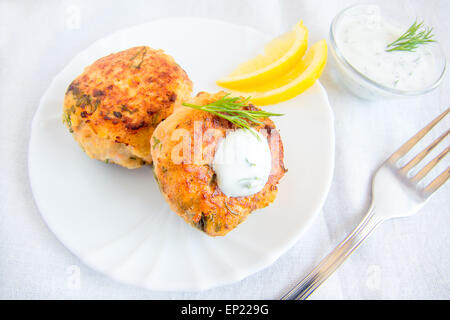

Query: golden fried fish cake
<box><xmin>63</xmin><ymin>46</ymin><xmax>192</xmax><ymax>168</ymax></box>
<box><xmin>151</xmin><ymin>91</ymin><xmax>286</xmax><ymax>236</ymax></box>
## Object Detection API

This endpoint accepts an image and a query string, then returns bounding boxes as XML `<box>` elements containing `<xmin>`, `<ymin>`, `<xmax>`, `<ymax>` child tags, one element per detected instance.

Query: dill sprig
<box><xmin>386</xmin><ymin>20</ymin><xmax>435</xmax><ymax>52</ymax></box>
<box><xmin>182</xmin><ymin>94</ymin><xmax>283</xmax><ymax>138</ymax></box>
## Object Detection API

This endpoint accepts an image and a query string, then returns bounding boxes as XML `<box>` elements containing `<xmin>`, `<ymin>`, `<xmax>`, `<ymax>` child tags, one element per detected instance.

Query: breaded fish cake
<box><xmin>151</xmin><ymin>92</ymin><xmax>286</xmax><ymax>236</ymax></box>
<box><xmin>63</xmin><ymin>46</ymin><xmax>192</xmax><ymax>168</ymax></box>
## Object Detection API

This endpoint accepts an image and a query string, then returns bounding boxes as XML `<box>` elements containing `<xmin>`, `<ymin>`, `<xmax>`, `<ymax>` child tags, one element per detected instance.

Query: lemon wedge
<box><xmin>216</xmin><ymin>21</ymin><xmax>308</xmax><ymax>90</ymax></box>
<box><xmin>233</xmin><ymin>40</ymin><xmax>328</xmax><ymax>106</ymax></box>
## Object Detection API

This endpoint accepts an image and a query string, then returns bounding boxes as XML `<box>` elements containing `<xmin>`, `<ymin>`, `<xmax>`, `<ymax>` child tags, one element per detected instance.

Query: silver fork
<box><xmin>282</xmin><ymin>108</ymin><xmax>450</xmax><ymax>300</ymax></box>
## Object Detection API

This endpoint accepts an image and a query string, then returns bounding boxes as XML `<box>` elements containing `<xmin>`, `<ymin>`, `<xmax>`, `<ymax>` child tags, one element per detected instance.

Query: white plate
<box><xmin>28</xmin><ymin>18</ymin><xmax>335</xmax><ymax>291</ymax></box>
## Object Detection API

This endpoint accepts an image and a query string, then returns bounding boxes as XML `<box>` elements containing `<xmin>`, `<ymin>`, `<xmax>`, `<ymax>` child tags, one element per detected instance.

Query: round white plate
<box><xmin>29</xmin><ymin>18</ymin><xmax>335</xmax><ymax>291</ymax></box>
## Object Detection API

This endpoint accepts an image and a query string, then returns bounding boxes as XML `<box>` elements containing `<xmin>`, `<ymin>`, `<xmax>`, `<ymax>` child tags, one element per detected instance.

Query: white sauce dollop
<box><xmin>213</xmin><ymin>129</ymin><xmax>272</xmax><ymax>197</ymax></box>
<box><xmin>336</xmin><ymin>13</ymin><xmax>437</xmax><ymax>90</ymax></box>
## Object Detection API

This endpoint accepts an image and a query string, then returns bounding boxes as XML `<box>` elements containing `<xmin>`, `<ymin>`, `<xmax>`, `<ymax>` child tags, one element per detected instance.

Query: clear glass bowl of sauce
<box><xmin>329</xmin><ymin>4</ymin><xmax>446</xmax><ymax>99</ymax></box>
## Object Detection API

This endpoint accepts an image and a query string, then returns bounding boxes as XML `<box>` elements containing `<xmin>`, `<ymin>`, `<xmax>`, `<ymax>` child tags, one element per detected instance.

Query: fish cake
<box><xmin>63</xmin><ymin>46</ymin><xmax>192</xmax><ymax>168</ymax></box>
<box><xmin>151</xmin><ymin>91</ymin><xmax>286</xmax><ymax>236</ymax></box>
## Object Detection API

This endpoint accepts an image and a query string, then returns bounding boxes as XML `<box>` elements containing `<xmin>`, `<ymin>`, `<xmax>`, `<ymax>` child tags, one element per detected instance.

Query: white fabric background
<box><xmin>0</xmin><ymin>0</ymin><xmax>449</xmax><ymax>299</ymax></box>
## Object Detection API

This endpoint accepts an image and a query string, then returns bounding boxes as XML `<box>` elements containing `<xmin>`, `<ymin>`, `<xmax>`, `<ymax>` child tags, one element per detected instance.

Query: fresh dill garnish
<box><xmin>63</xmin><ymin>112</ymin><xmax>73</xmax><ymax>133</ymax></box>
<box><xmin>89</xmin><ymin>99</ymin><xmax>100</xmax><ymax>114</ymax></box>
<box><xmin>182</xmin><ymin>94</ymin><xmax>283</xmax><ymax>138</ymax></box>
<box><xmin>130</xmin><ymin>47</ymin><xmax>147</xmax><ymax>69</ymax></box>
<box><xmin>75</xmin><ymin>93</ymin><xmax>91</xmax><ymax>108</ymax></box>
<box><xmin>152</xmin><ymin>136</ymin><xmax>161</xmax><ymax>150</ymax></box>
<box><xmin>386</xmin><ymin>20</ymin><xmax>435</xmax><ymax>52</ymax></box>
<box><xmin>121</xmin><ymin>104</ymin><xmax>136</xmax><ymax>114</ymax></box>
<box><xmin>129</xmin><ymin>47</ymin><xmax>146</xmax><ymax>60</ymax></box>
<box><xmin>224</xmin><ymin>202</ymin><xmax>239</xmax><ymax>215</ymax></box>
<box><xmin>239</xmin><ymin>176</ymin><xmax>262</xmax><ymax>188</ymax></box>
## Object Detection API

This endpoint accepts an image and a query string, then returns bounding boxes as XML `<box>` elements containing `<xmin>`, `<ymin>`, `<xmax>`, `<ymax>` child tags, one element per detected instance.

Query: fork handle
<box><xmin>281</xmin><ymin>206</ymin><xmax>384</xmax><ymax>300</ymax></box>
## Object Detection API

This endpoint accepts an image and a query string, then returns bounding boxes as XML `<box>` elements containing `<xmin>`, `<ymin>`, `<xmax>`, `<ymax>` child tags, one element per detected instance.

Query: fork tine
<box><xmin>389</xmin><ymin>108</ymin><xmax>449</xmax><ymax>163</ymax></box>
<box><xmin>400</xmin><ymin>129</ymin><xmax>450</xmax><ymax>173</ymax></box>
<box><xmin>423</xmin><ymin>166</ymin><xmax>450</xmax><ymax>195</ymax></box>
<box><xmin>411</xmin><ymin>146</ymin><xmax>450</xmax><ymax>183</ymax></box>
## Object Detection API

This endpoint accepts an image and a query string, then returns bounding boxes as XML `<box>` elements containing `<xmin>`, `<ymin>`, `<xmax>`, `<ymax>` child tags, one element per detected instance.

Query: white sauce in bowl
<box><xmin>213</xmin><ymin>129</ymin><xmax>271</xmax><ymax>197</ymax></box>
<box><xmin>335</xmin><ymin>13</ymin><xmax>437</xmax><ymax>91</ymax></box>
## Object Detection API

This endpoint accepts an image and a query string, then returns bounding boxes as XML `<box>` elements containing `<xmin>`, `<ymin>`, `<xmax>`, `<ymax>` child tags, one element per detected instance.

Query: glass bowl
<box><xmin>329</xmin><ymin>4</ymin><xmax>447</xmax><ymax>99</ymax></box>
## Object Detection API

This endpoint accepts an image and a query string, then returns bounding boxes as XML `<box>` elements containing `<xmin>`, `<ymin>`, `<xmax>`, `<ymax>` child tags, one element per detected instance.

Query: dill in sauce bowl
<box><xmin>335</xmin><ymin>13</ymin><xmax>438</xmax><ymax>91</ymax></box>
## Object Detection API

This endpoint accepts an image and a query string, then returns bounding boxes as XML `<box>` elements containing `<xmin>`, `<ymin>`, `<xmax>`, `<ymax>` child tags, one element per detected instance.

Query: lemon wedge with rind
<box><xmin>216</xmin><ymin>21</ymin><xmax>308</xmax><ymax>90</ymax></box>
<box><xmin>234</xmin><ymin>40</ymin><xmax>328</xmax><ymax>106</ymax></box>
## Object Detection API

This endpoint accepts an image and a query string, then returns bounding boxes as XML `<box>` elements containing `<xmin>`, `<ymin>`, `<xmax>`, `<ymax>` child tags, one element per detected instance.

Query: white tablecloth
<box><xmin>0</xmin><ymin>0</ymin><xmax>448</xmax><ymax>299</ymax></box>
